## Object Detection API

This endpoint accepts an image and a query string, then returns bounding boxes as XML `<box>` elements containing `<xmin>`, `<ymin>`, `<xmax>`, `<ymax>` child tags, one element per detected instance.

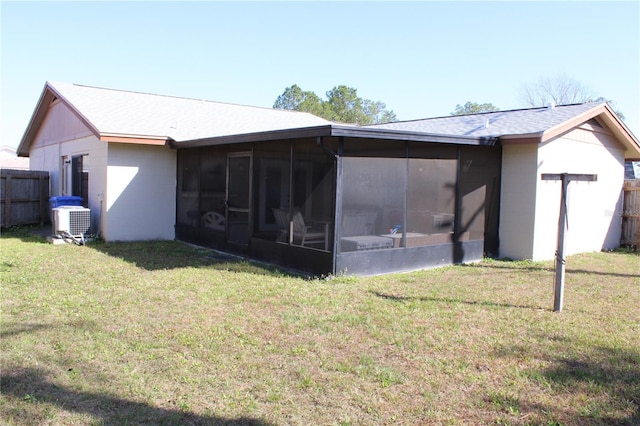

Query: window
<box><xmin>72</xmin><ymin>155</ymin><xmax>89</xmax><ymax>206</ymax></box>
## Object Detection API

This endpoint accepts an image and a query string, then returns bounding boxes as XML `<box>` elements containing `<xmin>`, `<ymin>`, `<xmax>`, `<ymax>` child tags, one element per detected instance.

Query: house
<box><xmin>0</xmin><ymin>145</ymin><xmax>30</xmax><ymax>170</ymax></box>
<box><xmin>625</xmin><ymin>161</ymin><xmax>639</xmax><ymax>180</ymax></box>
<box><xmin>17</xmin><ymin>82</ymin><xmax>330</xmax><ymax>242</ymax></box>
<box><xmin>17</xmin><ymin>82</ymin><xmax>640</xmax><ymax>275</ymax></box>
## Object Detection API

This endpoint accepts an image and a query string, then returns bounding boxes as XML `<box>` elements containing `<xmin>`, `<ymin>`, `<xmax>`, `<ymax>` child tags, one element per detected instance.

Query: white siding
<box><xmin>499</xmin><ymin>143</ymin><xmax>539</xmax><ymax>259</ymax></box>
<box><xmin>104</xmin><ymin>143</ymin><xmax>176</xmax><ymax>241</ymax></box>
<box><xmin>532</xmin><ymin>127</ymin><xmax>625</xmax><ymax>260</ymax></box>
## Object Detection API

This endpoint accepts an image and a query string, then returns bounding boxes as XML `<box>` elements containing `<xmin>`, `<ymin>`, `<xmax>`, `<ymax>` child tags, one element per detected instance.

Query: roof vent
<box><xmin>484</xmin><ymin>118</ymin><xmax>490</xmax><ymax>129</ymax></box>
<box><xmin>546</xmin><ymin>101</ymin><xmax>556</xmax><ymax>109</ymax></box>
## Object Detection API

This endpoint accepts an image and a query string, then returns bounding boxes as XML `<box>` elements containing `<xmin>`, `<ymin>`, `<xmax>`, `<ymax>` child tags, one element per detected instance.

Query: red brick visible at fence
<box><xmin>622</xmin><ymin>180</ymin><xmax>640</xmax><ymax>249</ymax></box>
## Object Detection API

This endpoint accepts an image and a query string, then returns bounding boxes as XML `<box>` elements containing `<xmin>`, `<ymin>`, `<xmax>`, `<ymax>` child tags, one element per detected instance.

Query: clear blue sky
<box><xmin>2</xmin><ymin>1</ymin><xmax>639</xmax><ymax>149</ymax></box>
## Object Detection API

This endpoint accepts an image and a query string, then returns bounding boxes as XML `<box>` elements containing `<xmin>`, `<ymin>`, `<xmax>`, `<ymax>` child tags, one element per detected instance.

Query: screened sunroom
<box><xmin>175</xmin><ymin>126</ymin><xmax>501</xmax><ymax>276</ymax></box>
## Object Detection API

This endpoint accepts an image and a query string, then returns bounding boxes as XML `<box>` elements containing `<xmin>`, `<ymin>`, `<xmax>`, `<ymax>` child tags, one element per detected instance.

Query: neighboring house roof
<box><xmin>18</xmin><ymin>81</ymin><xmax>332</xmax><ymax>155</ymax></box>
<box><xmin>369</xmin><ymin>102</ymin><xmax>640</xmax><ymax>160</ymax></box>
<box><xmin>0</xmin><ymin>145</ymin><xmax>30</xmax><ymax>170</ymax></box>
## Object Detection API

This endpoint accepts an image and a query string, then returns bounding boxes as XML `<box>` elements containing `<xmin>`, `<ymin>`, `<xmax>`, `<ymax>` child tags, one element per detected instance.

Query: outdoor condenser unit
<box><xmin>52</xmin><ymin>206</ymin><xmax>91</xmax><ymax>238</ymax></box>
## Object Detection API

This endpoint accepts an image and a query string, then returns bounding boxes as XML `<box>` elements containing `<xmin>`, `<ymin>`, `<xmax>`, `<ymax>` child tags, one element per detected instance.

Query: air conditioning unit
<box><xmin>52</xmin><ymin>206</ymin><xmax>91</xmax><ymax>238</ymax></box>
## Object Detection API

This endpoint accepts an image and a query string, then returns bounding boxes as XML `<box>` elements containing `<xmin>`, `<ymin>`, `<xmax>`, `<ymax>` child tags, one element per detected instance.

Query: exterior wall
<box><xmin>28</xmin><ymin>102</ymin><xmax>107</xmax><ymax>231</ymax></box>
<box><xmin>29</xmin><ymin>136</ymin><xmax>107</xmax><ymax>232</ymax></box>
<box><xmin>26</xmin><ymin>100</ymin><xmax>177</xmax><ymax>241</ymax></box>
<box><xmin>499</xmin><ymin>143</ymin><xmax>539</xmax><ymax>259</ymax></box>
<box><xmin>532</xmin><ymin>125</ymin><xmax>625</xmax><ymax>260</ymax></box>
<box><xmin>104</xmin><ymin>143</ymin><xmax>176</xmax><ymax>241</ymax></box>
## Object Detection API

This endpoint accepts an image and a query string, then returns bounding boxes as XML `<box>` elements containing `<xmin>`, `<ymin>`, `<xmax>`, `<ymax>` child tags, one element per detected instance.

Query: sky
<box><xmin>1</xmin><ymin>1</ymin><xmax>639</xmax><ymax>149</ymax></box>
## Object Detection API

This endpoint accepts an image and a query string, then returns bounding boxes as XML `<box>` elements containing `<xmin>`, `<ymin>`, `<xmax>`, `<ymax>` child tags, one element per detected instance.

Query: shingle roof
<box><xmin>19</xmin><ymin>82</ymin><xmax>639</xmax><ymax>160</ymax></box>
<box><xmin>368</xmin><ymin>103</ymin><xmax>604</xmax><ymax>137</ymax></box>
<box><xmin>48</xmin><ymin>81</ymin><xmax>331</xmax><ymax>142</ymax></box>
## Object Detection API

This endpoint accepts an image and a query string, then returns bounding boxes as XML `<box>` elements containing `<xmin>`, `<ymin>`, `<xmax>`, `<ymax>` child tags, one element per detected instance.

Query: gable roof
<box><xmin>369</xmin><ymin>102</ymin><xmax>640</xmax><ymax>160</ymax></box>
<box><xmin>18</xmin><ymin>82</ymin><xmax>640</xmax><ymax>160</ymax></box>
<box><xmin>18</xmin><ymin>81</ymin><xmax>331</xmax><ymax>155</ymax></box>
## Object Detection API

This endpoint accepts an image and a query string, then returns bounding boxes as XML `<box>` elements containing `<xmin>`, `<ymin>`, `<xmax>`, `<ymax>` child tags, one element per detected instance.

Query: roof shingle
<box><xmin>367</xmin><ymin>103</ymin><xmax>604</xmax><ymax>137</ymax></box>
<box><xmin>48</xmin><ymin>82</ymin><xmax>331</xmax><ymax>142</ymax></box>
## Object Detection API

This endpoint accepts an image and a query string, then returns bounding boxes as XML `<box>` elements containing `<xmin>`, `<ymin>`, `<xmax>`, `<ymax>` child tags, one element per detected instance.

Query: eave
<box><xmin>172</xmin><ymin>124</ymin><xmax>498</xmax><ymax>149</ymax></box>
<box><xmin>542</xmin><ymin>103</ymin><xmax>640</xmax><ymax>160</ymax></box>
<box><xmin>99</xmin><ymin>134</ymin><xmax>170</xmax><ymax>145</ymax></box>
<box><xmin>499</xmin><ymin>103</ymin><xmax>640</xmax><ymax>160</ymax></box>
<box><xmin>17</xmin><ymin>82</ymin><xmax>170</xmax><ymax>156</ymax></box>
<box><xmin>17</xmin><ymin>82</ymin><xmax>100</xmax><ymax>157</ymax></box>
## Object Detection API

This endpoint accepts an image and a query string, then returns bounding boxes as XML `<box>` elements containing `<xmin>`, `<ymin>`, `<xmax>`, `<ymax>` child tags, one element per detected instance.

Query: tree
<box><xmin>363</xmin><ymin>99</ymin><xmax>397</xmax><ymax>125</ymax></box>
<box><xmin>273</xmin><ymin>84</ymin><xmax>397</xmax><ymax>125</ymax></box>
<box><xmin>325</xmin><ymin>85</ymin><xmax>362</xmax><ymax>124</ymax></box>
<box><xmin>451</xmin><ymin>102</ymin><xmax>500</xmax><ymax>115</ymax></box>
<box><xmin>520</xmin><ymin>75</ymin><xmax>595</xmax><ymax>107</ymax></box>
<box><xmin>273</xmin><ymin>84</ymin><xmax>325</xmax><ymax>117</ymax></box>
<box><xmin>520</xmin><ymin>75</ymin><xmax>625</xmax><ymax>119</ymax></box>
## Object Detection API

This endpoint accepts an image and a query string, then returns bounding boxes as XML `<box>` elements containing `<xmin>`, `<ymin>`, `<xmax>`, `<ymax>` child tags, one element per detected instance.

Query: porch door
<box><xmin>226</xmin><ymin>152</ymin><xmax>252</xmax><ymax>248</ymax></box>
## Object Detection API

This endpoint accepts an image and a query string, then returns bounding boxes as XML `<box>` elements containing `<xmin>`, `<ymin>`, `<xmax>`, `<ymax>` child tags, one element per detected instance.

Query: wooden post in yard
<box><xmin>541</xmin><ymin>173</ymin><xmax>597</xmax><ymax>312</ymax></box>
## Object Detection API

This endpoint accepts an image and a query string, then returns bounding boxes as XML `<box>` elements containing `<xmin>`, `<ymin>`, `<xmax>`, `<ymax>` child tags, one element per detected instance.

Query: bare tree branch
<box><xmin>520</xmin><ymin>75</ymin><xmax>595</xmax><ymax>107</ymax></box>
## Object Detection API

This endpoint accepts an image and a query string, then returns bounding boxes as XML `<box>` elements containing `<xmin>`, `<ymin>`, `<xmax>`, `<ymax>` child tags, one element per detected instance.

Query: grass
<box><xmin>1</xmin><ymin>226</ymin><xmax>639</xmax><ymax>425</ymax></box>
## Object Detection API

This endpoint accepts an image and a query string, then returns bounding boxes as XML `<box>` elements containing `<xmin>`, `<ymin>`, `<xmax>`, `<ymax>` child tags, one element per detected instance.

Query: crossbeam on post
<box><xmin>541</xmin><ymin>173</ymin><xmax>597</xmax><ymax>312</ymax></box>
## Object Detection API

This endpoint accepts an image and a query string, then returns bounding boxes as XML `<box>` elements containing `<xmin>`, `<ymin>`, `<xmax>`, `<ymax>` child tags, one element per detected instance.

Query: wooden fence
<box><xmin>1</xmin><ymin>169</ymin><xmax>50</xmax><ymax>228</ymax></box>
<box><xmin>622</xmin><ymin>180</ymin><xmax>640</xmax><ymax>249</ymax></box>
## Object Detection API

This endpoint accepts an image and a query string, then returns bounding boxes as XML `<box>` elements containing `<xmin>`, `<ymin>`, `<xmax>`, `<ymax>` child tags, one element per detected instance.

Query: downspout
<box><xmin>317</xmin><ymin>136</ymin><xmax>338</xmax><ymax>158</ymax></box>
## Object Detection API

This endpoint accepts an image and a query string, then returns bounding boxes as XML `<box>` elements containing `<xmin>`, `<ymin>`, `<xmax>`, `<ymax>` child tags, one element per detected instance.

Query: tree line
<box><xmin>273</xmin><ymin>75</ymin><xmax>623</xmax><ymax>123</ymax></box>
<box><xmin>273</xmin><ymin>84</ymin><xmax>397</xmax><ymax>125</ymax></box>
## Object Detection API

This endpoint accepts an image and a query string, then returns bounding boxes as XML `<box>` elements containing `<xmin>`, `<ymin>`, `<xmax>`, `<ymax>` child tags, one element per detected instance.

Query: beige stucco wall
<box><xmin>532</xmin><ymin>125</ymin><xmax>624</xmax><ymax>260</ymax></box>
<box><xmin>500</xmin><ymin>124</ymin><xmax>625</xmax><ymax>261</ymax></box>
<box><xmin>499</xmin><ymin>143</ymin><xmax>539</xmax><ymax>259</ymax></box>
<box><xmin>104</xmin><ymin>143</ymin><xmax>176</xmax><ymax>241</ymax></box>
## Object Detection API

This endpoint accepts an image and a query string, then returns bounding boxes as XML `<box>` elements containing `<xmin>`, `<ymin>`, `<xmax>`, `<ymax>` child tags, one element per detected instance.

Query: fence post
<box><xmin>3</xmin><ymin>174</ymin><xmax>12</xmax><ymax>227</ymax></box>
<box><xmin>622</xmin><ymin>181</ymin><xmax>640</xmax><ymax>249</ymax></box>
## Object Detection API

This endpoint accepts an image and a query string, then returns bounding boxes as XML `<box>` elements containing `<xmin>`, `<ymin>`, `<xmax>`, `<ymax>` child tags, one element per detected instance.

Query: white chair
<box><xmin>201</xmin><ymin>211</ymin><xmax>225</xmax><ymax>231</ymax></box>
<box><xmin>273</xmin><ymin>208</ymin><xmax>327</xmax><ymax>249</ymax></box>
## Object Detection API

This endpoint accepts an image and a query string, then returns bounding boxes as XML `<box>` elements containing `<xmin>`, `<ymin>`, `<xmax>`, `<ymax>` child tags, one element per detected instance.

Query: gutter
<box><xmin>171</xmin><ymin>124</ymin><xmax>497</xmax><ymax>149</ymax></box>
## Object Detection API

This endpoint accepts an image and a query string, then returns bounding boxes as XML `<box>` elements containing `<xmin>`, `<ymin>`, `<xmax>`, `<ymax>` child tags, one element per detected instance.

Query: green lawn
<box><xmin>1</xmin><ymin>228</ymin><xmax>639</xmax><ymax>425</ymax></box>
